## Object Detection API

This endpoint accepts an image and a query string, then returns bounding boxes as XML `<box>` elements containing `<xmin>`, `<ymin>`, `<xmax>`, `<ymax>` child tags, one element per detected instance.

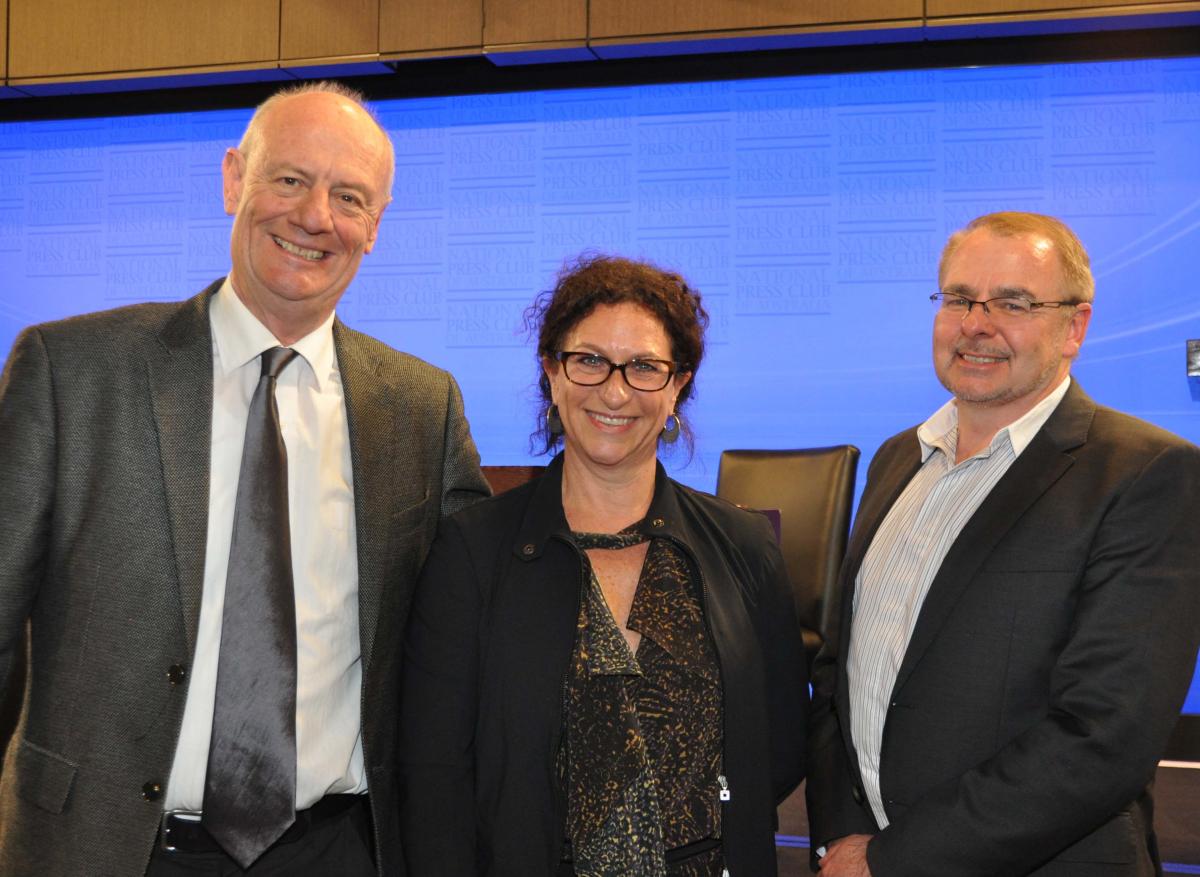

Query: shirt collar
<box><xmin>917</xmin><ymin>375</ymin><xmax>1073</xmax><ymax>463</ymax></box>
<box><xmin>210</xmin><ymin>277</ymin><xmax>337</xmax><ymax>390</ymax></box>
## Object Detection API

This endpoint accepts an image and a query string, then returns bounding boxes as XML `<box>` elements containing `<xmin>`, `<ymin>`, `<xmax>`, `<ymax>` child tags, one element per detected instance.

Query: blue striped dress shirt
<box><xmin>847</xmin><ymin>377</ymin><xmax>1072</xmax><ymax>827</ymax></box>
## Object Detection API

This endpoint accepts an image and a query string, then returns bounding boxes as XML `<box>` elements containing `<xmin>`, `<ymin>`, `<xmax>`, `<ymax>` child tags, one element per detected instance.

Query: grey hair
<box><xmin>939</xmin><ymin>211</ymin><xmax>1095</xmax><ymax>304</ymax></box>
<box><xmin>237</xmin><ymin>80</ymin><xmax>395</xmax><ymax>195</ymax></box>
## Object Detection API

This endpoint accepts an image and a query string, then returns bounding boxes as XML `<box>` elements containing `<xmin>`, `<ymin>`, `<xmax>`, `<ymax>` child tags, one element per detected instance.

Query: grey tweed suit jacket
<box><xmin>0</xmin><ymin>281</ymin><xmax>491</xmax><ymax>876</ymax></box>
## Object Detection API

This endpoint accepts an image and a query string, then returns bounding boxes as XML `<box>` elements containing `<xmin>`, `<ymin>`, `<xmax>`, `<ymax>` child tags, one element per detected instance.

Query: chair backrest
<box><xmin>716</xmin><ymin>446</ymin><xmax>859</xmax><ymax>638</ymax></box>
<box><xmin>481</xmin><ymin>465</ymin><xmax>546</xmax><ymax>496</ymax></box>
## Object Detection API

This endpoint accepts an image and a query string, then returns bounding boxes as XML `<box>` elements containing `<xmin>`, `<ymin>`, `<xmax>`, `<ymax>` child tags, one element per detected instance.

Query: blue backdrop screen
<box><xmin>2</xmin><ymin>55</ymin><xmax>1199</xmax><ymax>711</ymax></box>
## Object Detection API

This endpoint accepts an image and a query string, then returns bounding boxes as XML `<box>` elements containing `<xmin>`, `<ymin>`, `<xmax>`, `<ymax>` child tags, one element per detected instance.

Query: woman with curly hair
<box><xmin>399</xmin><ymin>254</ymin><xmax>807</xmax><ymax>877</ymax></box>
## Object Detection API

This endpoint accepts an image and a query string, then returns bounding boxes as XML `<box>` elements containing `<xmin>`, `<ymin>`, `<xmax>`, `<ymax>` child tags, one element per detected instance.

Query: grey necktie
<box><xmin>202</xmin><ymin>346</ymin><xmax>299</xmax><ymax>868</ymax></box>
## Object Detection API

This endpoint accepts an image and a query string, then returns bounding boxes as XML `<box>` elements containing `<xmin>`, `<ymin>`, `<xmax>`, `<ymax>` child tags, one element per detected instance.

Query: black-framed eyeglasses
<box><xmin>930</xmin><ymin>292</ymin><xmax>1080</xmax><ymax>322</ymax></box>
<box><xmin>555</xmin><ymin>351</ymin><xmax>680</xmax><ymax>392</ymax></box>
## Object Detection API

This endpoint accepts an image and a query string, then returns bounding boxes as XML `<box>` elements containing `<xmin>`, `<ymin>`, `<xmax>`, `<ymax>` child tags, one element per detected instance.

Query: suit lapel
<box><xmin>841</xmin><ymin>432</ymin><xmax>924</xmax><ymax>601</ymax></box>
<box><xmin>147</xmin><ymin>284</ymin><xmax>218</xmax><ymax>656</ymax></box>
<box><xmin>334</xmin><ymin>322</ymin><xmax>397</xmax><ymax>675</ymax></box>
<box><xmin>833</xmin><ymin>430</ymin><xmax>923</xmax><ymax>785</ymax></box>
<box><xmin>891</xmin><ymin>383</ymin><xmax>1096</xmax><ymax>696</ymax></box>
<box><xmin>836</xmin><ymin>433</ymin><xmax>923</xmax><ymax>679</ymax></box>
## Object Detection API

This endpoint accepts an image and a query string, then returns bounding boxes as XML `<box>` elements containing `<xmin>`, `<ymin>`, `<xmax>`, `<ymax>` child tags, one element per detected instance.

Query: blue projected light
<box><xmin>2</xmin><ymin>57</ymin><xmax>1199</xmax><ymax>712</ymax></box>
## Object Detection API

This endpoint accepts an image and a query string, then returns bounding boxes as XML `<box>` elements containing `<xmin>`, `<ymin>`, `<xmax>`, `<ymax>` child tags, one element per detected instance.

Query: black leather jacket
<box><xmin>399</xmin><ymin>454</ymin><xmax>808</xmax><ymax>876</ymax></box>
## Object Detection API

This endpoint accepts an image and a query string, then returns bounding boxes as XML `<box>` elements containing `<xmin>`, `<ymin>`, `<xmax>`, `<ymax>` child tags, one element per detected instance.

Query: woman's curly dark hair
<box><xmin>524</xmin><ymin>253</ymin><xmax>709</xmax><ymax>456</ymax></box>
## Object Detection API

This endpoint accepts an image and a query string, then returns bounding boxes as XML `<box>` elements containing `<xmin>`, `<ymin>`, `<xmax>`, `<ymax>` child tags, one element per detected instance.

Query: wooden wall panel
<box><xmin>8</xmin><ymin>0</ymin><xmax>278</xmax><ymax>79</ymax></box>
<box><xmin>484</xmin><ymin>0</ymin><xmax>586</xmax><ymax>46</ymax></box>
<box><xmin>380</xmin><ymin>0</ymin><xmax>483</xmax><ymax>53</ymax></box>
<box><xmin>282</xmin><ymin>0</ymin><xmax>378</xmax><ymax>59</ymax></box>
<box><xmin>591</xmin><ymin>0</ymin><xmax>922</xmax><ymax>38</ymax></box>
<box><xmin>1</xmin><ymin>0</ymin><xmax>7</xmax><ymax>79</ymax></box>
<box><xmin>928</xmin><ymin>0</ymin><xmax>1190</xmax><ymax>15</ymax></box>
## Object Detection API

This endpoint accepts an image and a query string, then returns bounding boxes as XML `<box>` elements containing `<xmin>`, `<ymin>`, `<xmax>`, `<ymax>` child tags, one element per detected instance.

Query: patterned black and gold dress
<box><xmin>559</xmin><ymin>524</ymin><xmax>726</xmax><ymax>877</ymax></box>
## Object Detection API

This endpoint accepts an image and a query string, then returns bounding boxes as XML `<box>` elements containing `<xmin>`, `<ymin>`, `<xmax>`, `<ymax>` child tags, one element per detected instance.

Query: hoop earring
<box><xmin>660</xmin><ymin>412</ymin><xmax>681</xmax><ymax>444</ymax></box>
<box><xmin>547</xmin><ymin>404</ymin><xmax>564</xmax><ymax>437</ymax></box>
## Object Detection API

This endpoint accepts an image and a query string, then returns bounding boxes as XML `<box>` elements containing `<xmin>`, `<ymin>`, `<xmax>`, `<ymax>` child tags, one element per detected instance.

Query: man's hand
<box><xmin>819</xmin><ymin>834</ymin><xmax>873</xmax><ymax>877</ymax></box>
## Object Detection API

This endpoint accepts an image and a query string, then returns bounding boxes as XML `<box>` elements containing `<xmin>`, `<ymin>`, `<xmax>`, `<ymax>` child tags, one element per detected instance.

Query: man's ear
<box><xmin>1063</xmin><ymin>302</ymin><xmax>1092</xmax><ymax>359</ymax></box>
<box><xmin>221</xmin><ymin>148</ymin><xmax>247</xmax><ymax>216</ymax></box>
<box><xmin>363</xmin><ymin>202</ymin><xmax>387</xmax><ymax>255</ymax></box>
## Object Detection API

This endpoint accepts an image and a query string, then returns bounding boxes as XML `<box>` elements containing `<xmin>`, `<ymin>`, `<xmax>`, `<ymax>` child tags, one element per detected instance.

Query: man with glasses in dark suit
<box><xmin>808</xmin><ymin>211</ymin><xmax>1200</xmax><ymax>877</ymax></box>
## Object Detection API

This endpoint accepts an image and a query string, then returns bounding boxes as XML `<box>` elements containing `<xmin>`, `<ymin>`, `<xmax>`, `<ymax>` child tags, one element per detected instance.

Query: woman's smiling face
<box><xmin>544</xmin><ymin>302</ymin><xmax>689</xmax><ymax>475</ymax></box>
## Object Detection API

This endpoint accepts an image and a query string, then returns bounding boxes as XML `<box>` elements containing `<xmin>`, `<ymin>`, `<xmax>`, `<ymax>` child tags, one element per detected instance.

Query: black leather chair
<box><xmin>716</xmin><ymin>446</ymin><xmax>859</xmax><ymax>666</ymax></box>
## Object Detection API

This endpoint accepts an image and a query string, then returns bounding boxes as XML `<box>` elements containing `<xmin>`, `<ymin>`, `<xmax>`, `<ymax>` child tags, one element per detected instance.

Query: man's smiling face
<box><xmin>222</xmin><ymin>91</ymin><xmax>390</xmax><ymax>338</ymax></box>
<box><xmin>933</xmin><ymin>228</ymin><xmax>1090</xmax><ymax>424</ymax></box>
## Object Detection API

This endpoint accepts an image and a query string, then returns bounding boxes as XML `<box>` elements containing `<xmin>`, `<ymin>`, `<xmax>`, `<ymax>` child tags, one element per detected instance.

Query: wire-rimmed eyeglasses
<box><xmin>930</xmin><ymin>292</ymin><xmax>1081</xmax><ymax>323</ymax></box>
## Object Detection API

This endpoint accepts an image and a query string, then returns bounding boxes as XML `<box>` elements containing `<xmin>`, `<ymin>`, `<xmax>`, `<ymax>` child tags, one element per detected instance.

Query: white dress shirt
<box><xmin>165</xmin><ymin>279</ymin><xmax>366</xmax><ymax>812</ymax></box>
<box><xmin>846</xmin><ymin>376</ymin><xmax>1071</xmax><ymax>828</ymax></box>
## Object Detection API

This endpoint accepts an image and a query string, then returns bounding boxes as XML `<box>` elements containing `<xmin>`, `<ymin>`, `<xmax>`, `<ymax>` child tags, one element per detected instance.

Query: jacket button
<box><xmin>167</xmin><ymin>664</ymin><xmax>187</xmax><ymax>686</ymax></box>
<box><xmin>522</xmin><ymin>543</ymin><xmax>535</xmax><ymax>556</ymax></box>
<box><xmin>651</xmin><ymin>518</ymin><xmax>664</xmax><ymax>528</ymax></box>
<box><xmin>852</xmin><ymin>785</ymin><xmax>865</xmax><ymax>805</ymax></box>
<box><xmin>142</xmin><ymin>781</ymin><xmax>162</xmax><ymax>802</ymax></box>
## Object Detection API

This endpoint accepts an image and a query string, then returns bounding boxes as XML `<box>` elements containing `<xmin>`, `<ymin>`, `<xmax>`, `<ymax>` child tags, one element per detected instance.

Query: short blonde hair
<box><xmin>939</xmin><ymin>211</ymin><xmax>1095</xmax><ymax>303</ymax></box>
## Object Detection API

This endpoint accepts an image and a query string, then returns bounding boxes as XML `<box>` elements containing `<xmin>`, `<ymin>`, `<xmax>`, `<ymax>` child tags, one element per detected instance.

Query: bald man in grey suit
<box><xmin>0</xmin><ymin>82</ymin><xmax>489</xmax><ymax>875</ymax></box>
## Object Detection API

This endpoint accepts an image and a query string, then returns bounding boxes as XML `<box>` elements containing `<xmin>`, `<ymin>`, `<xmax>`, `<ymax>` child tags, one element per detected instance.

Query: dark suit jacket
<box><xmin>807</xmin><ymin>380</ymin><xmax>1200</xmax><ymax>877</ymax></box>
<box><xmin>0</xmin><ymin>282</ymin><xmax>490</xmax><ymax>876</ymax></box>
